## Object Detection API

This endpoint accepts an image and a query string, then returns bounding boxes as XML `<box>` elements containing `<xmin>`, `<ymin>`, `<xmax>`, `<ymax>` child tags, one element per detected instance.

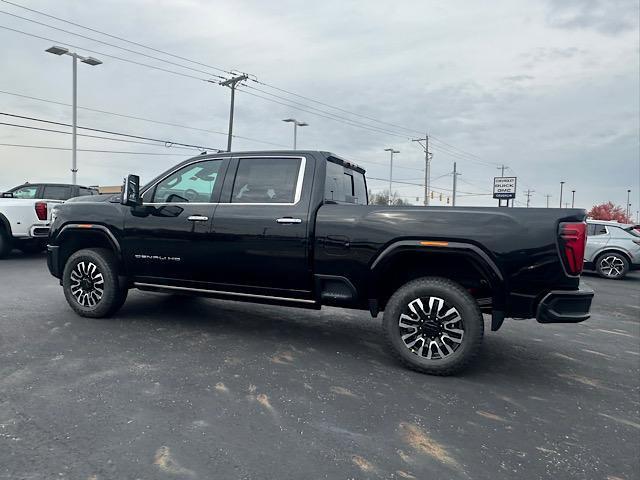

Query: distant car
<box><xmin>3</xmin><ymin>183</ymin><xmax>98</xmax><ymax>201</ymax></box>
<box><xmin>584</xmin><ymin>220</ymin><xmax>640</xmax><ymax>279</ymax></box>
<box><xmin>0</xmin><ymin>183</ymin><xmax>99</xmax><ymax>258</ymax></box>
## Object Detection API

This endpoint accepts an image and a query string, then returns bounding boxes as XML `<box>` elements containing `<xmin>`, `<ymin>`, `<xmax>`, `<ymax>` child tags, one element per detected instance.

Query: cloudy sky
<box><xmin>0</xmin><ymin>0</ymin><xmax>638</xmax><ymax>212</ymax></box>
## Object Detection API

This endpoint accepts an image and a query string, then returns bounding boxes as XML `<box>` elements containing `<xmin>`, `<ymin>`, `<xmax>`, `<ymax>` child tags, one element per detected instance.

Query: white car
<box><xmin>584</xmin><ymin>219</ymin><xmax>640</xmax><ymax>279</ymax></box>
<box><xmin>0</xmin><ymin>197</ymin><xmax>63</xmax><ymax>258</ymax></box>
<box><xmin>0</xmin><ymin>183</ymin><xmax>97</xmax><ymax>258</ymax></box>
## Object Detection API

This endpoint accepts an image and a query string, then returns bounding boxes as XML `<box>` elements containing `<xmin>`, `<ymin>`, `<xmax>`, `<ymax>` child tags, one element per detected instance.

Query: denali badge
<box><xmin>134</xmin><ymin>254</ymin><xmax>181</xmax><ymax>262</ymax></box>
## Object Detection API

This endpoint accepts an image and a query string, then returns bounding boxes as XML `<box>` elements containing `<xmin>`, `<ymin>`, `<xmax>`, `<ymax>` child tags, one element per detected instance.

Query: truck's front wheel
<box><xmin>383</xmin><ymin>277</ymin><xmax>484</xmax><ymax>375</ymax></box>
<box><xmin>62</xmin><ymin>248</ymin><xmax>127</xmax><ymax>318</ymax></box>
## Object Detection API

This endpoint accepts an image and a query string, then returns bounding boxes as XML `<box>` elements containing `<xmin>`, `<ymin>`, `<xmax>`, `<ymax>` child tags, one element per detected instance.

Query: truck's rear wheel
<box><xmin>383</xmin><ymin>277</ymin><xmax>484</xmax><ymax>375</ymax></box>
<box><xmin>0</xmin><ymin>227</ymin><xmax>11</xmax><ymax>259</ymax></box>
<box><xmin>62</xmin><ymin>248</ymin><xmax>127</xmax><ymax>318</ymax></box>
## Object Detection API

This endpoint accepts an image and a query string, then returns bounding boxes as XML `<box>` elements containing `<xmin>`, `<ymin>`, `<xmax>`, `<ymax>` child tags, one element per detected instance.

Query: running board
<box><xmin>133</xmin><ymin>282</ymin><xmax>319</xmax><ymax>308</ymax></box>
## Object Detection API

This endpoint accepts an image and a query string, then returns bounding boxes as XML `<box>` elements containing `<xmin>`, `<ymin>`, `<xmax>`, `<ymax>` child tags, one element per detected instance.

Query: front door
<box><xmin>122</xmin><ymin>157</ymin><xmax>228</xmax><ymax>284</ymax></box>
<box><xmin>208</xmin><ymin>155</ymin><xmax>314</xmax><ymax>299</ymax></box>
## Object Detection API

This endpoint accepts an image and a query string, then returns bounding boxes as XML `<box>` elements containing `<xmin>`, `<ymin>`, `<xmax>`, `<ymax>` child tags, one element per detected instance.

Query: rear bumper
<box><xmin>47</xmin><ymin>245</ymin><xmax>60</xmax><ymax>278</ymax></box>
<box><xmin>536</xmin><ymin>285</ymin><xmax>594</xmax><ymax>324</ymax></box>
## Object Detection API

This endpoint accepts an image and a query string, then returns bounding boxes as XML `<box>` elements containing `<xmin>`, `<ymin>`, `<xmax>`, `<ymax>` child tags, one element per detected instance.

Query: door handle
<box><xmin>276</xmin><ymin>217</ymin><xmax>302</xmax><ymax>224</ymax></box>
<box><xmin>187</xmin><ymin>215</ymin><xmax>209</xmax><ymax>222</ymax></box>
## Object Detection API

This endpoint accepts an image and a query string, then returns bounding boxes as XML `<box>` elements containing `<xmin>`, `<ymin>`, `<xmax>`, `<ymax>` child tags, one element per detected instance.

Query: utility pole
<box><xmin>627</xmin><ymin>189</ymin><xmax>631</xmax><ymax>218</ymax></box>
<box><xmin>452</xmin><ymin>162</ymin><xmax>461</xmax><ymax>206</ymax></box>
<box><xmin>564</xmin><ymin>202</ymin><xmax>570</xmax><ymax>208</ymax></box>
<box><xmin>545</xmin><ymin>194</ymin><xmax>551</xmax><ymax>208</ymax></box>
<box><xmin>384</xmin><ymin>148</ymin><xmax>400</xmax><ymax>206</ymax></box>
<box><xmin>571</xmin><ymin>190</ymin><xmax>576</xmax><ymax>208</ymax></box>
<box><xmin>559</xmin><ymin>181</ymin><xmax>565</xmax><ymax>208</ymax></box>
<box><xmin>218</xmin><ymin>74</ymin><xmax>248</xmax><ymax>152</ymax></box>
<box><xmin>412</xmin><ymin>134</ymin><xmax>432</xmax><ymax>206</ymax></box>
<box><xmin>525</xmin><ymin>189</ymin><xmax>534</xmax><ymax>208</ymax></box>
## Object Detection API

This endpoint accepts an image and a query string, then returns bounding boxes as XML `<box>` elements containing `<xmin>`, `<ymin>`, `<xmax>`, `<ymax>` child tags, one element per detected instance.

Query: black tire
<box><xmin>595</xmin><ymin>252</ymin><xmax>629</xmax><ymax>280</ymax></box>
<box><xmin>0</xmin><ymin>227</ymin><xmax>11</xmax><ymax>259</ymax></box>
<box><xmin>62</xmin><ymin>248</ymin><xmax>127</xmax><ymax>318</ymax></box>
<box><xmin>383</xmin><ymin>277</ymin><xmax>484</xmax><ymax>375</ymax></box>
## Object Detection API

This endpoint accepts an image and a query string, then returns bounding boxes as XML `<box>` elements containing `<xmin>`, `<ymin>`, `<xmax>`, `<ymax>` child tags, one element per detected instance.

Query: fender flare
<box><xmin>57</xmin><ymin>224</ymin><xmax>122</xmax><ymax>254</ymax></box>
<box><xmin>368</xmin><ymin>239</ymin><xmax>505</xmax><ymax>305</ymax></box>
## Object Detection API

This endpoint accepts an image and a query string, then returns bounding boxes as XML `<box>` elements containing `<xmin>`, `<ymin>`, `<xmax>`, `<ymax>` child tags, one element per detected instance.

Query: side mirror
<box><xmin>1</xmin><ymin>192</ymin><xmax>13</xmax><ymax>198</ymax></box>
<box><xmin>121</xmin><ymin>174</ymin><xmax>142</xmax><ymax>207</ymax></box>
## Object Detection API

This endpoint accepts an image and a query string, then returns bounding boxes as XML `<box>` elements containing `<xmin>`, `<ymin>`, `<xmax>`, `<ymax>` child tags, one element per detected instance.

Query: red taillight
<box><xmin>559</xmin><ymin>222</ymin><xmax>586</xmax><ymax>276</ymax></box>
<box><xmin>35</xmin><ymin>202</ymin><xmax>47</xmax><ymax>221</ymax></box>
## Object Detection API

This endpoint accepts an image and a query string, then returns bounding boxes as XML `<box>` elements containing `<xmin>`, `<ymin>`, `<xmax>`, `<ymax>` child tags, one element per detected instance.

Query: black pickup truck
<box><xmin>46</xmin><ymin>151</ymin><xmax>593</xmax><ymax>375</ymax></box>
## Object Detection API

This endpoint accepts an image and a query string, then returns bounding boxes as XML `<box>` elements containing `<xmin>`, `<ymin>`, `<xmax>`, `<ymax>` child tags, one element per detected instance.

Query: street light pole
<box><xmin>282</xmin><ymin>118</ymin><xmax>309</xmax><ymax>149</ymax></box>
<box><xmin>384</xmin><ymin>148</ymin><xmax>400</xmax><ymax>205</ymax></box>
<box><xmin>46</xmin><ymin>46</ymin><xmax>102</xmax><ymax>185</ymax></box>
<box><xmin>559</xmin><ymin>181</ymin><xmax>565</xmax><ymax>208</ymax></box>
<box><xmin>571</xmin><ymin>190</ymin><xmax>576</xmax><ymax>208</ymax></box>
<box><xmin>627</xmin><ymin>189</ymin><xmax>631</xmax><ymax>218</ymax></box>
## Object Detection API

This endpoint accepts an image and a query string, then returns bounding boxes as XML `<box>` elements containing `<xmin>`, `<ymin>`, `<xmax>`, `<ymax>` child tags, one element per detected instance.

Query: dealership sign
<box><xmin>493</xmin><ymin>177</ymin><xmax>517</xmax><ymax>199</ymax></box>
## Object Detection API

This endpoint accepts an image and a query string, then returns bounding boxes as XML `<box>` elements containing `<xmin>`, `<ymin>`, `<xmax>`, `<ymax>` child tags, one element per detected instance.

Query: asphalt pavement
<box><xmin>1</xmin><ymin>252</ymin><xmax>639</xmax><ymax>480</ymax></box>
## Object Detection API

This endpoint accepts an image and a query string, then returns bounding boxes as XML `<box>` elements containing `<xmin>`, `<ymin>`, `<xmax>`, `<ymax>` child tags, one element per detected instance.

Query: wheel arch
<box><xmin>368</xmin><ymin>240</ymin><xmax>504</xmax><ymax>312</ymax></box>
<box><xmin>56</xmin><ymin>224</ymin><xmax>124</xmax><ymax>277</ymax></box>
<box><xmin>0</xmin><ymin>212</ymin><xmax>12</xmax><ymax>236</ymax></box>
<box><xmin>594</xmin><ymin>248</ymin><xmax>632</xmax><ymax>265</ymax></box>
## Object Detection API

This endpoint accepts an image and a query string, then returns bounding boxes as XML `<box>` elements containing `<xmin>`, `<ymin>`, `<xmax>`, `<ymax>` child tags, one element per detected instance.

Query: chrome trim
<box><xmin>141</xmin><ymin>155</ymin><xmax>307</xmax><ymax>207</ymax></box>
<box><xmin>133</xmin><ymin>282</ymin><xmax>317</xmax><ymax>304</ymax></box>
<box><xmin>187</xmin><ymin>215</ymin><xmax>209</xmax><ymax>222</ymax></box>
<box><xmin>276</xmin><ymin>218</ymin><xmax>302</xmax><ymax>224</ymax></box>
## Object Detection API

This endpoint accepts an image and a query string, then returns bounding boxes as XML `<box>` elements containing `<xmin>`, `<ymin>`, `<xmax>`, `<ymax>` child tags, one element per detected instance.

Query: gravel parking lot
<box><xmin>1</xmin><ymin>252</ymin><xmax>639</xmax><ymax>480</ymax></box>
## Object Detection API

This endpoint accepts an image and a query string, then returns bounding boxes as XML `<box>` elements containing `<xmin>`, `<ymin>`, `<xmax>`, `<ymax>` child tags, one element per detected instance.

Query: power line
<box><xmin>0</xmin><ymin>121</ymin><xmax>199</xmax><ymax>151</ymax></box>
<box><xmin>0</xmin><ymin>142</ymin><xmax>185</xmax><ymax>155</ymax></box>
<box><xmin>0</xmin><ymin>0</ymin><xmax>234</xmax><ymax>75</ymax></box>
<box><xmin>0</xmin><ymin>112</ymin><xmax>220</xmax><ymax>151</ymax></box>
<box><xmin>0</xmin><ymin>1</ymin><xmax>521</xmax><ymax>180</ymax></box>
<box><xmin>0</xmin><ymin>25</ymin><xmax>210</xmax><ymax>82</ymax></box>
<box><xmin>0</xmin><ymin>89</ymin><xmax>288</xmax><ymax>148</ymax></box>
<box><xmin>0</xmin><ymin>9</ymin><xmax>226</xmax><ymax>80</ymax></box>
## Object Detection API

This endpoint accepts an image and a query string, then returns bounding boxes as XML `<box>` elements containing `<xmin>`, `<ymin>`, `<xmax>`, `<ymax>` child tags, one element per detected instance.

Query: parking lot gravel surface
<box><xmin>1</xmin><ymin>252</ymin><xmax>639</xmax><ymax>479</ymax></box>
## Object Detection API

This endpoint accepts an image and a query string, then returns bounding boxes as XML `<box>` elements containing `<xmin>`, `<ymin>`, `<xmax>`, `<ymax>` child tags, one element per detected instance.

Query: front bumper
<box><xmin>536</xmin><ymin>284</ymin><xmax>594</xmax><ymax>324</ymax></box>
<box><xmin>47</xmin><ymin>245</ymin><xmax>60</xmax><ymax>278</ymax></box>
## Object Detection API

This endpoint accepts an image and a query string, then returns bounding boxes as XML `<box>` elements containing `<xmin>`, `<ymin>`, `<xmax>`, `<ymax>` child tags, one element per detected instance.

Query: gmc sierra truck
<box><xmin>46</xmin><ymin>151</ymin><xmax>594</xmax><ymax>375</ymax></box>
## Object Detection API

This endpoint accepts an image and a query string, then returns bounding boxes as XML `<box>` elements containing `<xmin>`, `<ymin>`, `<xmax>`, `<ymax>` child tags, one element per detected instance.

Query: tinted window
<box><xmin>79</xmin><ymin>187</ymin><xmax>95</xmax><ymax>196</ymax></box>
<box><xmin>325</xmin><ymin>161</ymin><xmax>367</xmax><ymax>204</ymax></box>
<box><xmin>593</xmin><ymin>224</ymin><xmax>608</xmax><ymax>235</ymax></box>
<box><xmin>43</xmin><ymin>185</ymin><xmax>72</xmax><ymax>200</ymax></box>
<box><xmin>10</xmin><ymin>185</ymin><xmax>38</xmax><ymax>199</ymax></box>
<box><xmin>153</xmin><ymin>159</ymin><xmax>223</xmax><ymax>203</ymax></box>
<box><xmin>232</xmin><ymin>158</ymin><xmax>301</xmax><ymax>203</ymax></box>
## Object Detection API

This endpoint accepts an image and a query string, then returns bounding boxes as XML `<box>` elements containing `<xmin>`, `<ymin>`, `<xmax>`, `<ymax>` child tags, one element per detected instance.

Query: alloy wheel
<box><xmin>69</xmin><ymin>261</ymin><xmax>104</xmax><ymax>307</ymax></box>
<box><xmin>398</xmin><ymin>296</ymin><xmax>464</xmax><ymax>360</ymax></box>
<box><xmin>600</xmin><ymin>255</ymin><xmax>625</xmax><ymax>278</ymax></box>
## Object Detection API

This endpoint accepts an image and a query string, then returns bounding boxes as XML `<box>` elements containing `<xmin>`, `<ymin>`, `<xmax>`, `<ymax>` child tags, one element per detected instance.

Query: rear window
<box><xmin>325</xmin><ymin>160</ymin><xmax>367</xmax><ymax>205</ymax></box>
<box><xmin>42</xmin><ymin>185</ymin><xmax>72</xmax><ymax>200</ymax></box>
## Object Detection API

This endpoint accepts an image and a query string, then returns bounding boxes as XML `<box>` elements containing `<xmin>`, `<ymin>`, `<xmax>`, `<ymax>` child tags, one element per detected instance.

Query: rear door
<box><xmin>586</xmin><ymin>223</ymin><xmax>610</xmax><ymax>261</ymax></box>
<box><xmin>207</xmin><ymin>154</ymin><xmax>314</xmax><ymax>298</ymax></box>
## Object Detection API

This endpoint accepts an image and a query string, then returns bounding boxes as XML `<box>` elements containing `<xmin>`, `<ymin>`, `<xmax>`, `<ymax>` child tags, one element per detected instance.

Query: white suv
<box><xmin>584</xmin><ymin>220</ymin><xmax>640</xmax><ymax>279</ymax></box>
